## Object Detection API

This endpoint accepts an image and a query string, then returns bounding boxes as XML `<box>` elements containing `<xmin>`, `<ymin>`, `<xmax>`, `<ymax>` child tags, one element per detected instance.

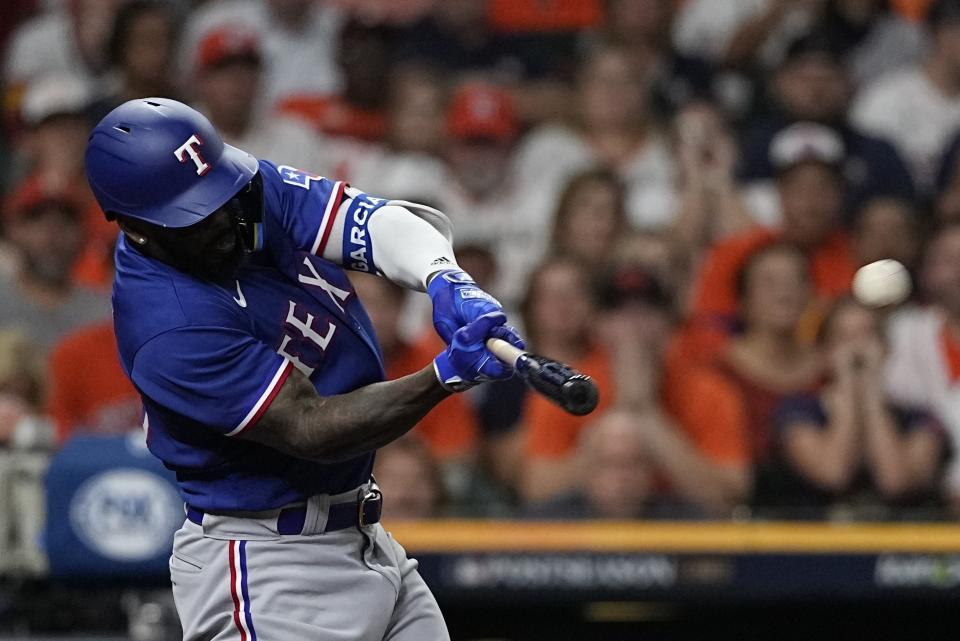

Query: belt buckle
<box><xmin>358</xmin><ymin>485</ymin><xmax>382</xmax><ymax>528</ymax></box>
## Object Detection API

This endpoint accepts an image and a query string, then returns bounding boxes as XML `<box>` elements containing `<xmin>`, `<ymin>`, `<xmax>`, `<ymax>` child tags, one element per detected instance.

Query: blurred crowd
<box><xmin>4</xmin><ymin>0</ymin><xmax>960</xmax><ymax>523</ymax></box>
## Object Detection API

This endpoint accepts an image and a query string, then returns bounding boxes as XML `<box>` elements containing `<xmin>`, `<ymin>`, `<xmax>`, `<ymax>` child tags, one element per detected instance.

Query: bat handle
<box><xmin>486</xmin><ymin>337</ymin><xmax>528</xmax><ymax>367</ymax></box>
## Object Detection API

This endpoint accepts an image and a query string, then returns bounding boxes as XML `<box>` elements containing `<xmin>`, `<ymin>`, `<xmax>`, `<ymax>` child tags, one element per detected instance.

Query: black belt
<box><xmin>186</xmin><ymin>486</ymin><xmax>382</xmax><ymax>534</ymax></box>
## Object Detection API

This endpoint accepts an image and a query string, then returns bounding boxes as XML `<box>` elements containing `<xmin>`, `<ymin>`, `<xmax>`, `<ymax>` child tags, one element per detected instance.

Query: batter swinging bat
<box><xmin>486</xmin><ymin>338</ymin><xmax>599</xmax><ymax>416</ymax></box>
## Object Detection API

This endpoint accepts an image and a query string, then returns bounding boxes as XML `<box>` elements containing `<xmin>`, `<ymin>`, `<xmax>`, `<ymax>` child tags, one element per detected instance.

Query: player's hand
<box><xmin>433</xmin><ymin>312</ymin><xmax>524</xmax><ymax>392</ymax></box>
<box><xmin>428</xmin><ymin>269</ymin><xmax>504</xmax><ymax>344</ymax></box>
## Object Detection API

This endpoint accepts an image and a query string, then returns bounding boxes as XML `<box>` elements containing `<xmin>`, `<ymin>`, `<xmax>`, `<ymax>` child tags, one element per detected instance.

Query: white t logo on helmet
<box><xmin>174</xmin><ymin>134</ymin><xmax>211</xmax><ymax>176</ymax></box>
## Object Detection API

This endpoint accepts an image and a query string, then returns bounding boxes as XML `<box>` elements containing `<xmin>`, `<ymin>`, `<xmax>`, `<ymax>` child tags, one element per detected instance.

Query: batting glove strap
<box><xmin>432</xmin><ymin>353</ymin><xmax>476</xmax><ymax>393</ymax></box>
<box><xmin>433</xmin><ymin>311</ymin><xmax>515</xmax><ymax>392</ymax></box>
<box><xmin>428</xmin><ymin>269</ymin><xmax>503</xmax><ymax>344</ymax></box>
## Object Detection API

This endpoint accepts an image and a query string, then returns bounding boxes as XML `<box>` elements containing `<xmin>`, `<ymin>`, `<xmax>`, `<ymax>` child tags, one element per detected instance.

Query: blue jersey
<box><xmin>113</xmin><ymin>161</ymin><xmax>390</xmax><ymax>512</ymax></box>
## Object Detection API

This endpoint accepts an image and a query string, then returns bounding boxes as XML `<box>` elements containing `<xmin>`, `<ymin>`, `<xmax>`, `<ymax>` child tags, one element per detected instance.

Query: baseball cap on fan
<box><xmin>195</xmin><ymin>24</ymin><xmax>262</xmax><ymax>73</ymax></box>
<box><xmin>769</xmin><ymin>122</ymin><xmax>845</xmax><ymax>175</ymax></box>
<box><xmin>447</xmin><ymin>82</ymin><xmax>518</xmax><ymax>143</ymax></box>
<box><xmin>20</xmin><ymin>74</ymin><xmax>93</xmax><ymax>127</ymax></box>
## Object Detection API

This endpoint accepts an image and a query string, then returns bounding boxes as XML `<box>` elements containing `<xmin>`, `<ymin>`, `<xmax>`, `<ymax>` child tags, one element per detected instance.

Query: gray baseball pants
<box><xmin>168</xmin><ymin>488</ymin><xmax>449</xmax><ymax>641</ymax></box>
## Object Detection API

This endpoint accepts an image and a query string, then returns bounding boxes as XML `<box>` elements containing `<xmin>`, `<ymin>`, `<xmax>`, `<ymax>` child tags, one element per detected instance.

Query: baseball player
<box><xmin>84</xmin><ymin>98</ymin><xmax>524</xmax><ymax>641</ymax></box>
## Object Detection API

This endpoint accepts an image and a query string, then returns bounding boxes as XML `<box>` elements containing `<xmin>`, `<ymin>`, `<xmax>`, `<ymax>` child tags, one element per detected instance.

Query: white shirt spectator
<box><xmin>672</xmin><ymin>0</ymin><xmax>817</xmax><ymax>69</ymax></box>
<box><xmin>219</xmin><ymin>115</ymin><xmax>329</xmax><ymax>177</ymax></box>
<box><xmin>182</xmin><ymin>0</ymin><xmax>344</xmax><ymax>109</ymax></box>
<box><xmin>845</xmin><ymin>16</ymin><xmax>928</xmax><ymax>89</ymax></box>
<box><xmin>851</xmin><ymin>67</ymin><xmax>960</xmax><ymax>195</ymax></box>
<box><xmin>513</xmin><ymin>123</ymin><xmax>678</xmax><ymax>230</ymax></box>
<box><xmin>4</xmin><ymin>9</ymin><xmax>94</xmax><ymax>88</ymax></box>
<box><xmin>430</xmin><ymin>167</ymin><xmax>557</xmax><ymax>311</ymax></box>
<box><xmin>884</xmin><ymin>306</ymin><xmax>960</xmax><ymax>494</ymax></box>
<box><xmin>316</xmin><ymin>137</ymin><xmax>448</xmax><ymax>203</ymax></box>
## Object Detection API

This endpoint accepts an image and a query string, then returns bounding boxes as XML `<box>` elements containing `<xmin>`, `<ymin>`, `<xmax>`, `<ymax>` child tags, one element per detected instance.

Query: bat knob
<box><xmin>562</xmin><ymin>375</ymin><xmax>599</xmax><ymax>416</ymax></box>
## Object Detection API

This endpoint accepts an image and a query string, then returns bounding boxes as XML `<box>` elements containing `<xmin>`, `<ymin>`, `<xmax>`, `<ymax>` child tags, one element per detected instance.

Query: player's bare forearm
<box><xmin>241</xmin><ymin>365</ymin><xmax>450</xmax><ymax>463</ymax></box>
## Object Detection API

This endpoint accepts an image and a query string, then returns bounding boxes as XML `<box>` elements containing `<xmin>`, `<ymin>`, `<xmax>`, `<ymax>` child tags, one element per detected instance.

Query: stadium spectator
<box><xmin>279</xmin><ymin>17</ymin><xmax>395</xmax><ymax>142</ymax></box>
<box><xmin>514</xmin><ymin>43</ymin><xmax>677</xmax><ymax>229</ymax></box>
<box><xmin>525</xmin><ymin>410</ymin><xmax>702</xmax><ymax>520</ymax></box>
<box><xmin>775</xmin><ymin>298</ymin><xmax>946</xmax><ymax>517</ymax></box>
<box><xmin>14</xmin><ymin>75</ymin><xmax>93</xmax><ymax>194</ymax></box>
<box><xmin>671</xmin><ymin>101</ymin><xmax>756</xmax><ymax>262</ymax></box>
<box><xmin>892</xmin><ymin>0</ymin><xmax>937</xmax><ymax>20</ymax></box>
<box><xmin>488</xmin><ymin>0</ymin><xmax>602</xmax><ymax>33</ymax></box>
<box><xmin>14</xmin><ymin>75</ymin><xmax>114</xmax><ymax>289</ymax></box>
<box><xmin>182</xmin><ymin>0</ymin><xmax>345</xmax><ymax>109</ymax></box>
<box><xmin>679</xmin><ymin>122</ymin><xmax>857</xmax><ymax>366</ymax></box>
<box><xmin>0</xmin><ymin>330</ymin><xmax>52</xmax><ymax>450</ymax></box>
<box><xmin>933</xmin><ymin>128</ymin><xmax>960</xmax><ymax>225</ymax></box>
<box><xmin>0</xmin><ymin>191</ymin><xmax>111</xmax><ymax>351</ymax></box>
<box><xmin>396</xmin><ymin>0</ymin><xmax>573</xmax><ymax>81</ymax></box>
<box><xmin>739</xmin><ymin>34</ymin><xmax>915</xmax><ymax>223</ymax></box>
<box><xmin>383</xmin><ymin>64</ymin><xmax>448</xmax><ymax>157</ymax></box>
<box><xmin>885</xmin><ymin>223</ymin><xmax>960</xmax><ymax>510</ymax></box>
<box><xmin>46</xmin><ymin>320</ymin><xmax>140</xmax><ymax>445</ymax></box>
<box><xmin>432</xmin><ymin>81</ymin><xmax>551</xmax><ymax>308</ymax></box>
<box><xmin>373</xmin><ymin>435</ymin><xmax>446</xmax><ymax>520</ymax></box>
<box><xmin>815</xmin><ymin>0</ymin><xmax>928</xmax><ymax>88</ymax></box>
<box><xmin>520</xmin><ymin>257</ymin><xmax>724</xmax><ymax>510</ymax></box>
<box><xmin>666</xmin><ymin>244</ymin><xmax>822</xmax><ymax>510</ymax></box>
<box><xmin>672</xmin><ymin>0</ymin><xmax>822</xmax><ymax>70</ymax></box>
<box><xmin>519</xmin><ymin>257</ymin><xmax>613</xmax><ymax>502</ymax></box>
<box><xmin>595</xmin><ymin>263</ymin><xmax>746</xmax><ymax>513</ymax></box>
<box><xmin>191</xmin><ymin>24</ymin><xmax>327</xmax><ymax>172</ymax></box>
<box><xmin>86</xmin><ymin>0</ymin><xmax>181</xmax><ymax>123</ymax></box>
<box><xmin>593</xmin><ymin>0</ymin><xmax>717</xmax><ymax>119</ymax></box>
<box><xmin>851</xmin><ymin>0</ymin><xmax>960</xmax><ymax>195</ymax></box>
<box><xmin>3</xmin><ymin>0</ymin><xmax>121</xmax><ymax>118</ymax></box>
<box><xmin>852</xmin><ymin>197</ymin><xmax>923</xmax><ymax>270</ymax></box>
<box><xmin>350</xmin><ymin>273</ymin><xmax>479</xmax><ymax>464</ymax></box>
<box><xmin>397</xmin><ymin>0</ymin><xmax>585</xmax><ymax>124</ymax></box>
<box><xmin>547</xmin><ymin>168</ymin><xmax>628</xmax><ymax>274</ymax></box>
<box><xmin>324</xmin><ymin>64</ymin><xmax>449</xmax><ymax>199</ymax></box>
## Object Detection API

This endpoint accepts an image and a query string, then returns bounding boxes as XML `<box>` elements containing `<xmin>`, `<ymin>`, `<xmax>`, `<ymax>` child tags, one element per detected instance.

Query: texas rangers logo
<box><xmin>278</xmin><ymin>165</ymin><xmax>323</xmax><ymax>190</ymax></box>
<box><xmin>174</xmin><ymin>134</ymin><xmax>211</xmax><ymax>176</ymax></box>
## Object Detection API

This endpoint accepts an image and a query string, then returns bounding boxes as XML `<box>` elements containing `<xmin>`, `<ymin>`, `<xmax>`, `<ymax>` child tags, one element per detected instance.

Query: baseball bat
<box><xmin>486</xmin><ymin>338</ymin><xmax>599</xmax><ymax>416</ymax></box>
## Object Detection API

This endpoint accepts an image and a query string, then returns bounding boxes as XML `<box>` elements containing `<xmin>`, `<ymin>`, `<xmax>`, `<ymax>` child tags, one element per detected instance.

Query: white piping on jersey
<box><xmin>310</xmin><ymin>180</ymin><xmax>344</xmax><ymax>255</ymax></box>
<box><xmin>227</xmin><ymin>359</ymin><xmax>292</xmax><ymax>436</ymax></box>
<box><xmin>233</xmin><ymin>280</ymin><xmax>247</xmax><ymax>308</ymax></box>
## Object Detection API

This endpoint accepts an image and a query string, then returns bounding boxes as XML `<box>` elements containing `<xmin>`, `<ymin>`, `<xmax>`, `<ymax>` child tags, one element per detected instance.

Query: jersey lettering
<box><xmin>277</xmin><ymin>300</ymin><xmax>337</xmax><ymax>376</ymax></box>
<box><xmin>297</xmin><ymin>257</ymin><xmax>350</xmax><ymax>313</ymax></box>
<box><xmin>173</xmin><ymin>134</ymin><xmax>210</xmax><ymax>175</ymax></box>
<box><xmin>346</xmin><ymin>198</ymin><xmax>376</xmax><ymax>272</ymax></box>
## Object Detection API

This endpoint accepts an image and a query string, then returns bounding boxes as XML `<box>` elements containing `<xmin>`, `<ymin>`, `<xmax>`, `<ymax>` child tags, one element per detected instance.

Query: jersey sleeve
<box><xmin>259</xmin><ymin>160</ymin><xmax>386</xmax><ymax>272</ymax></box>
<box><xmin>131</xmin><ymin>326</ymin><xmax>294</xmax><ymax>436</ymax></box>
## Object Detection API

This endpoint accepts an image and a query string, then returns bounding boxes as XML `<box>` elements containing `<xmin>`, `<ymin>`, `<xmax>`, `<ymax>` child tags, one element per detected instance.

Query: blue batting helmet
<box><xmin>85</xmin><ymin>98</ymin><xmax>259</xmax><ymax>228</ymax></box>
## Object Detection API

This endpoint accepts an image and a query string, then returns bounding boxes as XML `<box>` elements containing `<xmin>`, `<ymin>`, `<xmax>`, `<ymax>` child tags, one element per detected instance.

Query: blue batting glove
<box><xmin>428</xmin><ymin>269</ymin><xmax>504</xmax><ymax>344</ymax></box>
<box><xmin>433</xmin><ymin>312</ymin><xmax>519</xmax><ymax>391</ymax></box>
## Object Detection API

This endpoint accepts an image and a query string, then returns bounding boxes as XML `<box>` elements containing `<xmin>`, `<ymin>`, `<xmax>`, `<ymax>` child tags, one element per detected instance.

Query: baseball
<box><xmin>852</xmin><ymin>259</ymin><xmax>911</xmax><ymax>307</ymax></box>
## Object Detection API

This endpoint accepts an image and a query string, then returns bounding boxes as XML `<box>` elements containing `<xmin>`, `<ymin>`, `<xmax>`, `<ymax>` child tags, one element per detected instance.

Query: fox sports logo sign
<box><xmin>69</xmin><ymin>469</ymin><xmax>181</xmax><ymax>561</ymax></box>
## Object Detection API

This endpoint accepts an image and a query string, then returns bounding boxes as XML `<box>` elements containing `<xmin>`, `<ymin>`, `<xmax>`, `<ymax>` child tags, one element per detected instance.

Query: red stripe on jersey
<box><xmin>314</xmin><ymin>181</ymin><xmax>345</xmax><ymax>256</ymax></box>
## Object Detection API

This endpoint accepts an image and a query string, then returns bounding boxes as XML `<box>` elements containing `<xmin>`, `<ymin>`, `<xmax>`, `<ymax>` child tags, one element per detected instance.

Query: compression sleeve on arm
<box><xmin>321</xmin><ymin>190</ymin><xmax>459</xmax><ymax>291</ymax></box>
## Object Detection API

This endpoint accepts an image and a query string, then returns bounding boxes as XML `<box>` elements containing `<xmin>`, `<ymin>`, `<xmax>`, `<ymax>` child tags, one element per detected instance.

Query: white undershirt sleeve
<box><xmin>320</xmin><ymin>191</ymin><xmax>458</xmax><ymax>292</ymax></box>
<box><xmin>368</xmin><ymin>203</ymin><xmax>459</xmax><ymax>291</ymax></box>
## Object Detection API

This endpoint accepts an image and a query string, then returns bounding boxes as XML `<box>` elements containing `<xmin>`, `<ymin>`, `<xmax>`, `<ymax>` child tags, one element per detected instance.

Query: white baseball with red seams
<box><xmin>852</xmin><ymin>259</ymin><xmax>912</xmax><ymax>307</ymax></box>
